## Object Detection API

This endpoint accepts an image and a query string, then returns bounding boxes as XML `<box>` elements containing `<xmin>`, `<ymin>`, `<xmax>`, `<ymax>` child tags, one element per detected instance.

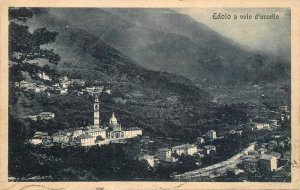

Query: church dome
<box><xmin>109</xmin><ymin>112</ymin><xmax>118</xmax><ymax>125</ymax></box>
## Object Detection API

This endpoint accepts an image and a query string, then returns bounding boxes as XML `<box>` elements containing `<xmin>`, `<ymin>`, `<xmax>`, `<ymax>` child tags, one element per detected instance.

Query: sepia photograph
<box><xmin>1</xmin><ymin>1</ymin><xmax>300</xmax><ymax>189</ymax></box>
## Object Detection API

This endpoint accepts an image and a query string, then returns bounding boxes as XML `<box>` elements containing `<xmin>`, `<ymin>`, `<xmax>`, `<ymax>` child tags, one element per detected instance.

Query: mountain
<box><xmin>11</xmin><ymin>8</ymin><xmax>216</xmax><ymax>139</ymax></box>
<box><xmin>28</xmin><ymin>8</ymin><xmax>290</xmax><ymax>85</ymax></box>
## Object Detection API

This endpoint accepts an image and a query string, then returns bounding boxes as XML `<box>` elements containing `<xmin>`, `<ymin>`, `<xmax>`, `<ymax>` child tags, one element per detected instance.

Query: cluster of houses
<box><xmin>15</xmin><ymin>74</ymin><xmax>110</xmax><ymax>98</ymax></box>
<box><xmin>30</xmin><ymin>131</ymin><xmax>51</xmax><ymax>145</ymax></box>
<box><xmin>78</xmin><ymin>86</ymin><xmax>104</xmax><ymax>96</ymax></box>
<box><xmin>245</xmin><ymin>105</ymin><xmax>290</xmax><ymax>131</ymax></box>
<box><xmin>138</xmin><ymin>140</ymin><xmax>220</xmax><ymax>168</ymax></box>
<box><xmin>23</xmin><ymin>112</ymin><xmax>55</xmax><ymax>121</ymax></box>
<box><xmin>30</xmin><ymin>95</ymin><xmax>142</xmax><ymax>147</ymax></box>
<box><xmin>15</xmin><ymin>77</ymin><xmax>69</xmax><ymax>95</ymax></box>
<box><xmin>15</xmin><ymin>74</ymin><xmax>72</xmax><ymax>95</ymax></box>
<box><xmin>194</xmin><ymin>130</ymin><xmax>218</xmax><ymax>146</ymax></box>
<box><xmin>241</xmin><ymin>139</ymin><xmax>290</xmax><ymax>173</ymax></box>
<box><xmin>139</xmin><ymin>143</ymin><xmax>198</xmax><ymax>167</ymax></box>
<box><xmin>15</xmin><ymin>80</ymin><xmax>47</xmax><ymax>93</ymax></box>
<box><xmin>138</xmin><ymin>112</ymin><xmax>291</xmax><ymax>170</ymax></box>
<box><xmin>138</xmin><ymin>130</ymin><xmax>220</xmax><ymax>168</ymax></box>
<box><xmin>246</xmin><ymin>118</ymin><xmax>279</xmax><ymax>130</ymax></box>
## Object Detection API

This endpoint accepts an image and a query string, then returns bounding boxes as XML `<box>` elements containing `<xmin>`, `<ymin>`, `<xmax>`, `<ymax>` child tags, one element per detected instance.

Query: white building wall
<box><xmin>187</xmin><ymin>147</ymin><xmax>198</xmax><ymax>155</ymax></box>
<box><xmin>81</xmin><ymin>137</ymin><xmax>96</xmax><ymax>146</ymax></box>
<box><xmin>88</xmin><ymin>131</ymin><xmax>106</xmax><ymax>139</ymax></box>
<box><xmin>31</xmin><ymin>138</ymin><xmax>42</xmax><ymax>145</ymax></box>
<box><xmin>124</xmin><ymin>130</ymin><xmax>142</xmax><ymax>138</ymax></box>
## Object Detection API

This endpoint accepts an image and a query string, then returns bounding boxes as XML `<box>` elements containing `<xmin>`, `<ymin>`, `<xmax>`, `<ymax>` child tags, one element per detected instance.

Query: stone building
<box><xmin>78</xmin><ymin>134</ymin><xmax>96</xmax><ymax>147</ymax></box>
<box><xmin>156</xmin><ymin>148</ymin><xmax>172</xmax><ymax>161</ymax></box>
<box><xmin>203</xmin><ymin>145</ymin><xmax>216</xmax><ymax>155</ymax></box>
<box><xmin>171</xmin><ymin>144</ymin><xmax>197</xmax><ymax>156</ymax></box>
<box><xmin>38</xmin><ymin>112</ymin><xmax>55</xmax><ymax>120</ymax></box>
<box><xmin>52</xmin><ymin>131</ymin><xmax>69</xmax><ymax>143</ymax></box>
<box><xmin>206</xmin><ymin>130</ymin><xmax>217</xmax><ymax>140</ymax></box>
<box><xmin>243</xmin><ymin>156</ymin><xmax>259</xmax><ymax>172</ymax></box>
<box><xmin>259</xmin><ymin>154</ymin><xmax>277</xmax><ymax>172</ymax></box>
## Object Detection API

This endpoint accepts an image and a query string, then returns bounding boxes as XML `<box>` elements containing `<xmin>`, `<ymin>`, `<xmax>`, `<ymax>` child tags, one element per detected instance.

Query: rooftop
<box><xmin>78</xmin><ymin>134</ymin><xmax>94</xmax><ymax>139</ymax></box>
<box><xmin>243</xmin><ymin>155</ymin><xmax>257</xmax><ymax>160</ymax></box>
<box><xmin>269</xmin><ymin>140</ymin><xmax>278</xmax><ymax>144</ymax></box>
<box><xmin>203</xmin><ymin>145</ymin><xmax>216</xmax><ymax>149</ymax></box>
<box><xmin>172</xmin><ymin>144</ymin><xmax>196</xmax><ymax>150</ymax></box>
<box><xmin>269</xmin><ymin>152</ymin><xmax>281</xmax><ymax>158</ymax></box>
<box><xmin>39</xmin><ymin>112</ymin><xmax>54</xmax><ymax>115</ymax></box>
<box><xmin>86</xmin><ymin>128</ymin><xmax>107</xmax><ymax>133</ymax></box>
<box><xmin>258</xmin><ymin>147</ymin><xmax>268</xmax><ymax>151</ymax></box>
<box><xmin>260</xmin><ymin>154</ymin><xmax>275</xmax><ymax>161</ymax></box>
<box><xmin>158</xmin><ymin>148</ymin><xmax>171</xmax><ymax>152</ymax></box>
<box><xmin>123</xmin><ymin>127</ymin><xmax>142</xmax><ymax>131</ymax></box>
<box><xmin>244</xmin><ymin>157</ymin><xmax>259</xmax><ymax>163</ymax></box>
<box><xmin>35</xmin><ymin>132</ymin><xmax>48</xmax><ymax>136</ymax></box>
<box><xmin>52</xmin><ymin>131</ymin><xmax>67</xmax><ymax>136</ymax></box>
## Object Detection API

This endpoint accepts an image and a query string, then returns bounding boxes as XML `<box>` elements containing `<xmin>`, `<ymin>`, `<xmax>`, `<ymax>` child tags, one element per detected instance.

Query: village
<box><xmin>15</xmin><ymin>72</ymin><xmax>291</xmax><ymax>181</ymax></box>
<box><xmin>29</xmin><ymin>94</ymin><xmax>143</xmax><ymax>147</ymax></box>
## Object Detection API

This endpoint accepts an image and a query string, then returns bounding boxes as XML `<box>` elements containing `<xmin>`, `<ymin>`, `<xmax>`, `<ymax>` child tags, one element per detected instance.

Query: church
<box><xmin>78</xmin><ymin>94</ymin><xmax>142</xmax><ymax>146</ymax></box>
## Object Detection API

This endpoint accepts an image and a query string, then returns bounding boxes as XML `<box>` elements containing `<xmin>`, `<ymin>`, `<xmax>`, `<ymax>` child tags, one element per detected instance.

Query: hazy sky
<box><xmin>178</xmin><ymin>8</ymin><xmax>291</xmax><ymax>58</ymax></box>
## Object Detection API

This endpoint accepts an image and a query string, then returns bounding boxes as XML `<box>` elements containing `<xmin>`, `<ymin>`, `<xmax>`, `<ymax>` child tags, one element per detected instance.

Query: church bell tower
<box><xmin>94</xmin><ymin>93</ymin><xmax>100</xmax><ymax>128</ymax></box>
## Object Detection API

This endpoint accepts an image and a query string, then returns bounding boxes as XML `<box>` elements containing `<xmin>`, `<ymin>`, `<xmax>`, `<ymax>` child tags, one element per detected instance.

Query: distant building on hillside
<box><xmin>269</xmin><ymin>119</ymin><xmax>279</xmax><ymax>127</ymax></box>
<box><xmin>258</xmin><ymin>148</ymin><xmax>267</xmax><ymax>155</ymax></box>
<box><xmin>54</xmin><ymin>87</ymin><xmax>68</xmax><ymax>95</ymax></box>
<box><xmin>196</xmin><ymin>137</ymin><xmax>205</xmax><ymax>144</ymax></box>
<box><xmin>24</xmin><ymin>112</ymin><xmax>55</xmax><ymax>121</ymax></box>
<box><xmin>267</xmin><ymin>140</ymin><xmax>278</xmax><ymax>151</ymax></box>
<box><xmin>37</xmin><ymin>72</ymin><xmax>51</xmax><ymax>81</ymax></box>
<box><xmin>171</xmin><ymin>144</ymin><xmax>197</xmax><ymax>156</ymax></box>
<box><xmin>279</xmin><ymin>106</ymin><xmax>288</xmax><ymax>113</ymax></box>
<box><xmin>38</xmin><ymin>112</ymin><xmax>55</xmax><ymax>120</ymax></box>
<box><xmin>253</xmin><ymin>122</ymin><xmax>270</xmax><ymax>130</ymax></box>
<box><xmin>30</xmin><ymin>138</ymin><xmax>43</xmax><ymax>145</ymax></box>
<box><xmin>70</xmin><ymin>79</ymin><xmax>86</xmax><ymax>86</ymax></box>
<box><xmin>82</xmin><ymin>86</ymin><xmax>104</xmax><ymax>95</ymax></box>
<box><xmin>203</xmin><ymin>145</ymin><xmax>216</xmax><ymax>155</ymax></box>
<box><xmin>18</xmin><ymin>80</ymin><xmax>34</xmax><ymax>88</ymax></box>
<box><xmin>206</xmin><ymin>130</ymin><xmax>217</xmax><ymax>140</ymax></box>
<box><xmin>156</xmin><ymin>148</ymin><xmax>172</xmax><ymax>161</ymax></box>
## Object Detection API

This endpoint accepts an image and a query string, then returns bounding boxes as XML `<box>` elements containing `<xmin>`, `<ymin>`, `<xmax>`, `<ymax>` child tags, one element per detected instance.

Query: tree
<box><xmin>9</xmin><ymin>8</ymin><xmax>61</xmax><ymax>82</ymax></box>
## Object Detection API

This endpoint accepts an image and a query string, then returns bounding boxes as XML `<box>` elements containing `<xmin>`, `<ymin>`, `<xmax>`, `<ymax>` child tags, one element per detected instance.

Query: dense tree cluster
<box><xmin>9</xmin><ymin>8</ymin><xmax>60</xmax><ymax>82</ymax></box>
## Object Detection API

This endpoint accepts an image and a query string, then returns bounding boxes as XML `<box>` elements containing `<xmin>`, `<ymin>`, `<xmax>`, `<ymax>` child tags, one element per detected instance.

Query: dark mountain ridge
<box><xmin>31</xmin><ymin>8</ymin><xmax>290</xmax><ymax>85</ymax></box>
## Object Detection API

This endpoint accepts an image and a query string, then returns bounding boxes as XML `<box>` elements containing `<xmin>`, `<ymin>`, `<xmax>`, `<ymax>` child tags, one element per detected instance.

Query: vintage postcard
<box><xmin>0</xmin><ymin>0</ymin><xmax>299</xmax><ymax>190</ymax></box>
